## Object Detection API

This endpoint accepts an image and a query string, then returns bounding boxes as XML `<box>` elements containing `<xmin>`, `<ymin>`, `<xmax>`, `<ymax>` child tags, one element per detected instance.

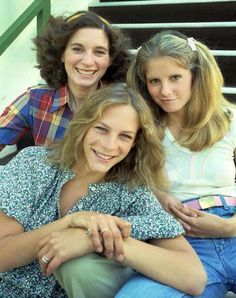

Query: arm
<box><xmin>0</xmin><ymin>211</ymin><xmax>75</xmax><ymax>272</ymax></box>
<box><xmin>0</xmin><ymin>91</ymin><xmax>31</xmax><ymax>148</ymax></box>
<box><xmin>120</xmin><ymin>187</ymin><xmax>184</xmax><ymax>240</ymax></box>
<box><xmin>122</xmin><ymin>235</ymin><xmax>207</xmax><ymax>296</ymax></box>
<box><xmin>170</xmin><ymin>204</ymin><xmax>236</xmax><ymax>238</ymax></box>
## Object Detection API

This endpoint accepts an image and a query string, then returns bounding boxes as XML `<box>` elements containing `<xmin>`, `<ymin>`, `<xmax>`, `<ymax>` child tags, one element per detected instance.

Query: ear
<box><xmin>61</xmin><ymin>53</ymin><xmax>65</xmax><ymax>63</ymax></box>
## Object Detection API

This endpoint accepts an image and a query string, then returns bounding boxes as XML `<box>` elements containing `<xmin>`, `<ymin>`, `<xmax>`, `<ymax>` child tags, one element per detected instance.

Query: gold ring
<box><xmin>85</xmin><ymin>227</ymin><xmax>92</xmax><ymax>237</ymax></box>
<box><xmin>41</xmin><ymin>255</ymin><xmax>50</xmax><ymax>264</ymax></box>
<box><xmin>100</xmin><ymin>228</ymin><xmax>110</xmax><ymax>235</ymax></box>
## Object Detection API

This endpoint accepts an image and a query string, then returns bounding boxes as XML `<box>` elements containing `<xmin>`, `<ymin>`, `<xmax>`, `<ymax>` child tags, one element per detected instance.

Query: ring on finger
<box><xmin>41</xmin><ymin>255</ymin><xmax>50</xmax><ymax>264</ymax></box>
<box><xmin>100</xmin><ymin>228</ymin><xmax>110</xmax><ymax>235</ymax></box>
<box><xmin>85</xmin><ymin>227</ymin><xmax>93</xmax><ymax>237</ymax></box>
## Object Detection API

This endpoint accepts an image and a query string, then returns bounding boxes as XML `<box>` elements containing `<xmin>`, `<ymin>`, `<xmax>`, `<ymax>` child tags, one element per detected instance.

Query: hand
<box><xmin>68</xmin><ymin>211</ymin><xmax>131</xmax><ymax>260</ymax></box>
<box><xmin>37</xmin><ymin>228</ymin><xmax>93</xmax><ymax>276</ymax></box>
<box><xmin>170</xmin><ymin>205</ymin><xmax>230</xmax><ymax>238</ymax></box>
<box><xmin>156</xmin><ymin>191</ymin><xmax>184</xmax><ymax>215</ymax></box>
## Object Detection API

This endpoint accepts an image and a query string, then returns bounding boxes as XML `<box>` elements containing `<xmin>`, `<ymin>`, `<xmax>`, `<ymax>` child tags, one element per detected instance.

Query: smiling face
<box><xmin>82</xmin><ymin>104</ymin><xmax>139</xmax><ymax>178</ymax></box>
<box><xmin>62</xmin><ymin>27</ymin><xmax>111</xmax><ymax>92</ymax></box>
<box><xmin>146</xmin><ymin>56</ymin><xmax>193</xmax><ymax>119</ymax></box>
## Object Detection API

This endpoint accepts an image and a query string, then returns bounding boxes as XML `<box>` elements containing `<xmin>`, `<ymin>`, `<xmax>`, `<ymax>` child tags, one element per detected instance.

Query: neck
<box><xmin>68</xmin><ymin>82</ymin><xmax>99</xmax><ymax>101</ymax></box>
<box><xmin>71</xmin><ymin>163</ymin><xmax>105</xmax><ymax>186</ymax></box>
<box><xmin>167</xmin><ymin>113</ymin><xmax>184</xmax><ymax>138</ymax></box>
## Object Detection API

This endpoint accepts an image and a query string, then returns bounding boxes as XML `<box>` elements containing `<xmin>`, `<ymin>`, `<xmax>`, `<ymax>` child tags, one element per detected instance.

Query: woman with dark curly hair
<box><xmin>0</xmin><ymin>10</ymin><xmax>131</xmax><ymax>154</ymax></box>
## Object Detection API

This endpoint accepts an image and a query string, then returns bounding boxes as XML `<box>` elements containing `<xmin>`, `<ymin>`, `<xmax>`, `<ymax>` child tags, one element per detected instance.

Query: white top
<box><xmin>163</xmin><ymin>108</ymin><xmax>236</xmax><ymax>202</ymax></box>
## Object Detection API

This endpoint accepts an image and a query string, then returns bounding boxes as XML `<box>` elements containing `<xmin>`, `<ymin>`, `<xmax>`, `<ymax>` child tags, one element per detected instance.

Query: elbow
<box><xmin>184</xmin><ymin>269</ymin><xmax>207</xmax><ymax>296</ymax></box>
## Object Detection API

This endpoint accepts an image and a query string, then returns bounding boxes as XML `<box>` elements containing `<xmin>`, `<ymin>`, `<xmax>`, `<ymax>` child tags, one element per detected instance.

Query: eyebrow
<box><xmin>70</xmin><ymin>43</ymin><xmax>108</xmax><ymax>52</ymax></box>
<box><xmin>97</xmin><ymin>121</ymin><xmax>137</xmax><ymax>135</ymax></box>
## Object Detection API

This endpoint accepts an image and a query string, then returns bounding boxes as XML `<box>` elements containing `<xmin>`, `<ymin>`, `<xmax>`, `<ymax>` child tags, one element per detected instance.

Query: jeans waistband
<box><xmin>183</xmin><ymin>195</ymin><xmax>236</xmax><ymax>210</ymax></box>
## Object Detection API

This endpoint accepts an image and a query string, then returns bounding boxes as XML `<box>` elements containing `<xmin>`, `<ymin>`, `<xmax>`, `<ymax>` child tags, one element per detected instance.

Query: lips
<box><xmin>93</xmin><ymin>149</ymin><xmax>115</xmax><ymax>160</ymax></box>
<box><xmin>75</xmin><ymin>67</ymin><xmax>97</xmax><ymax>76</ymax></box>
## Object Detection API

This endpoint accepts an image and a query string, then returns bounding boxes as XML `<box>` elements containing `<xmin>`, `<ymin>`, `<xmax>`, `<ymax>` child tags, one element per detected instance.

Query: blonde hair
<box><xmin>127</xmin><ymin>30</ymin><xmax>235</xmax><ymax>151</ymax></box>
<box><xmin>48</xmin><ymin>83</ymin><xmax>168</xmax><ymax>191</ymax></box>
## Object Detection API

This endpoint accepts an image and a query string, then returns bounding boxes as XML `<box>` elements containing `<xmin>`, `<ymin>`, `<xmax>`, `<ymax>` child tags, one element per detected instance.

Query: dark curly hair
<box><xmin>33</xmin><ymin>11</ymin><xmax>131</xmax><ymax>88</ymax></box>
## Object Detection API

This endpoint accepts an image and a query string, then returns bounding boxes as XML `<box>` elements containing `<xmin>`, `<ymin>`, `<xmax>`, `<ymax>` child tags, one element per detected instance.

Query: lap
<box><xmin>115</xmin><ymin>273</ymin><xmax>191</xmax><ymax>298</ymax></box>
<box><xmin>54</xmin><ymin>253</ymin><xmax>134</xmax><ymax>298</ymax></box>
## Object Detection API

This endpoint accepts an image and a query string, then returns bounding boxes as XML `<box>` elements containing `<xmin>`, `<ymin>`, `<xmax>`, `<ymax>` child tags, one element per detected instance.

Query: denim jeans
<box><xmin>116</xmin><ymin>206</ymin><xmax>236</xmax><ymax>298</ymax></box>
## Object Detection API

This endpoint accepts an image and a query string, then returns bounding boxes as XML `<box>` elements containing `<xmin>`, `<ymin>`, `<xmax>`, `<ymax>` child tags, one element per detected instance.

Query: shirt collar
<box><xmin>48</xmin><ymin>85</ymin><xmax>70</xmax><ymax>112</ymax></box>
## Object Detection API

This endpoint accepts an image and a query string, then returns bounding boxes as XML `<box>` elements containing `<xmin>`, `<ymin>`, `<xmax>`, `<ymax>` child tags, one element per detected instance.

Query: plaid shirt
<box><xmin>0</xmin><ymin>85</ymin><xmax>73</xmax><ymax>150</ymax></box>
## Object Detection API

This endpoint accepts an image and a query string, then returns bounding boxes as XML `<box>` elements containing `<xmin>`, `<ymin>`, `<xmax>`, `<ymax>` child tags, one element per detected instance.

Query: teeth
<box><xmin>94</xmin><ymin>150</ymin><xmax>114</xmax><ymax>160</ymax></box>
<box><xmin>76</xmin><ymin>68</ymin><xmax>96</xmax><ymax>75</ymax></box>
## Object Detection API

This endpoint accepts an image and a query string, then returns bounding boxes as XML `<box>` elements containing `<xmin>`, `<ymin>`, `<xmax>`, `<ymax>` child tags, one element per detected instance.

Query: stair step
<box><xmin>90</xmin><ymin>0</ymin><xmax>236</xmax><ymax>23</ymax></box>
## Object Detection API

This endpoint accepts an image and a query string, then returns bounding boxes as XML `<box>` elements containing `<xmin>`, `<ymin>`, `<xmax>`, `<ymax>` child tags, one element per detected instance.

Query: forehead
<box><xmin>145</xmin><ymin>56</ymin><xmax>189</xmax><ymax>77</ymax></box>
<box><xmin>68</xmin><ymin>27</ymin><xmax>109</xmax><ymax>47</ymax></box>
<box><xmin>99</xmin><ymin>104</ymin><xmax>139</xmax><ymax>131</ymax></box>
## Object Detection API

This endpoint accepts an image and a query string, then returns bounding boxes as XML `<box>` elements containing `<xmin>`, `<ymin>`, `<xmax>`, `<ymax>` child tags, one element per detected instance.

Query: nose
<box><xmin>160</xmin><ymin>81</ymin><xmax>172</xmax><ymax>97</ymax></box>
<box><xmin>81</xmin><ymin>52</ymin><xmax>94</xmax><ymax>66</ymax></box>
<box><xmin>102</xmin><ymin>135</ymin><xmax>118</xmax><ymax>151</ymax></box>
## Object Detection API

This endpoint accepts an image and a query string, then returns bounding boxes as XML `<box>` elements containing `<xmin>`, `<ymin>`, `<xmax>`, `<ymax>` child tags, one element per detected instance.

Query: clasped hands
<box><xmin>159</xmin><ymin>194</ymin><xmax>233</xmax><ymax>239</ymax></box>
<box><xmin>37</xmin><ymin>211</ymin><xmax>131</xmax><ymax>276</ymax></box>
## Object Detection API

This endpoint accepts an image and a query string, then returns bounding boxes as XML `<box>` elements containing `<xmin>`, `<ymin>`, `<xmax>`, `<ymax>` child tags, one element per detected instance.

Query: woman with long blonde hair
<box><xmin>0</xmin><ymin>84</ymin><xmax>206</xmax><ymax>297</ymax></box>
<box><xmin>117</xmin><ymin>30</ymin><xmax>236</xmax><ymax>297</ymax></box>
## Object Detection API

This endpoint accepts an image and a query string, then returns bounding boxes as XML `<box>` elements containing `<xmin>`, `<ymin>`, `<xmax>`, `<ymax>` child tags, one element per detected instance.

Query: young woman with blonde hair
<box><xmin>116</xmin><ymin>30</ymin><xmax>236</xmax><ymax>298</ymax></box>
<box><xmin>0</xmin><ymin>84</ymin><xmax>206</xmax><ymax>297</ymax></box>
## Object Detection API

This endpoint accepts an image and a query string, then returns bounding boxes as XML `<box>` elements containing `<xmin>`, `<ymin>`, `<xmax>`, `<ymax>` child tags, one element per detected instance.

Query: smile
<box><xmin>93</xmin><ymin>149</ymin><xmax>115</xmax><ymax>160</ymax></box>
<box><xmin>76</xmin><ymin>68</ymin><xmax>97</xmax><ymax>76</ymax></box>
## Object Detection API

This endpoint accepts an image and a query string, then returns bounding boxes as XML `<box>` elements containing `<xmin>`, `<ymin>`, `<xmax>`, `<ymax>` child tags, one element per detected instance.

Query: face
<box><xmin>145</xmin><ymin>56</ymin><xmax>192</xmax><ymax>117</ymax></box>
<box><xmin>82</xmin><ymin>104</ymin><xmax>139</xmax><ymax>177</ymax></box>
<box><xmin>62</xmin><ymin>28</ymin><xmax>111</xmax><ymax>91</ymax></box>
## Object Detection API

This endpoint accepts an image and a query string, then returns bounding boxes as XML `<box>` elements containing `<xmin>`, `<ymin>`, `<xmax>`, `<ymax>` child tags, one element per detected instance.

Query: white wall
<box><xmin>0</xmin><ymin>0</ymin><xmax>93</xmax><ymax>157</ymax></box>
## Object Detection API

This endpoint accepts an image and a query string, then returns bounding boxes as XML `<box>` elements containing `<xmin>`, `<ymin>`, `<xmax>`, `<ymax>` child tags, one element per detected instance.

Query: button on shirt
<box><xmin>0</xmin><ymin>146</ymin><xmax>183</xmax><ymax>297</ymax></box>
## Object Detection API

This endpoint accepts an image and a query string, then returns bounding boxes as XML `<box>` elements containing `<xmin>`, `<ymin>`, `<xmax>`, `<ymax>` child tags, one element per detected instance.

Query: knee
<box><xmin>54</xmin><ymin>253</ymin><xmax>134</xmax><ymax>298</ymax></box>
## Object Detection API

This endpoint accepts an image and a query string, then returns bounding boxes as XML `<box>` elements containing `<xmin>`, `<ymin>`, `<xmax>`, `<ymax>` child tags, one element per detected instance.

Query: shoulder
<box><xmin>27</xmin><ymin>84</ymin><xmax>56</xmax><ymax>99</ymax></box>
<box><xmin>5</xmin><ymin>146</ymin><xmax>54</xmax><ymax>173</ymax></box>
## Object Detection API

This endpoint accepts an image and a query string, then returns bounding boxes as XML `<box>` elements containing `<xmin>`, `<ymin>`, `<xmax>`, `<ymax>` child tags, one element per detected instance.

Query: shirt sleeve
<box><xmin>0</xmin><ymin>147</ymin><xmax>48</xmax><ymax>229</ymax></box>
<box><xmin>120</xmin><ymin>186</ymin><xmax>184</xmax><ymax>240</ymax></box>
<box><xmin>0</xmin><ymin>90</ymin><xmax>31</xmax><ymax>147</ymax></box>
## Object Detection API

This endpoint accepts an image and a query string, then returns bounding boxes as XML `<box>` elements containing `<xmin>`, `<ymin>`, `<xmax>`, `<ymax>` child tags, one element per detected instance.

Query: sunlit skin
<box><xmin>146</xmin><ymin>56</ymin><xmax>193</xmax><ymax>126</ymax></box>
<box><xmin>62</xmin><ymin>28</ymin><xmax>111</xmax><ymax>99</ymax></box>
<box><xmin>80</xmin><ymin>104</ymin><xmax>139</xmax><ymax>181</ymax></box>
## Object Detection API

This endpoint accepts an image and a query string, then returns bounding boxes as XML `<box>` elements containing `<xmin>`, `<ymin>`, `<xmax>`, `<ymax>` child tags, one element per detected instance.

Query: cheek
<box><xmin>147</xmin><ymin>84</ymin><xmax>158</xmax><ymax>98</ymax></box>
<box><xmin>98</xmin><ymin>56</ymin><xmax>111</xmax><ymax>69</ymax></box>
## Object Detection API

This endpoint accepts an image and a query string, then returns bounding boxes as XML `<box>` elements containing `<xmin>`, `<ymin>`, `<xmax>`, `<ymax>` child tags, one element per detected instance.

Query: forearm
<box><xmin>0</xmin><ymin>216</ymin><xmax>71</xmax><ymax>272</ymax></box>
<box><xmin>226</xmin><ymin>214</ymin><xmax>236</xmax><ymax>237</ymax></box>
<box><xmin>122</xmin><ymin>237</ymin><xmax>206</xmax><ymax>296</ymax></box>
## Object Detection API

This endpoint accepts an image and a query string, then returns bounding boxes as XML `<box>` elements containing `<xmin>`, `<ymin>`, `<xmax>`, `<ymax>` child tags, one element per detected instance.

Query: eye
<box><xmin>148</xmin><ymin>78</ymin><xmax>159</xmax><ymax>85</ymax></box>
<box><xmin>95</xmin><ymin>49</ymin><xmax>107</xmax><ymax>56</ymax></box>
<box><xmin>95</xmin><ymin>126</ymin><xmax>107</xmax><ymax>132</ymax></box>
<box><xmin>120</xmin><ymin>133</ymin><xmax>133</xmax><ymax>140</ymax></box>
<box><xmin>171</xmin><ymin>75</ymin><xmax>181</xmax><ymax>81</ymax></box>
<box><xmin>72</xmin><ymin>46</ymin><xmax>83</xmax><ymax>53</ymax></box>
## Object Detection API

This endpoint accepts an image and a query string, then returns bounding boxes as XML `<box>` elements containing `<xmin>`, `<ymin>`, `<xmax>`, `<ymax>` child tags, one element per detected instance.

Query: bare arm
<box><xmin>0</xmin><ymin>211</ymin><xmax>73</xmax><ymax>272</ymax></box>
<box><xmin>122</xmin><ymin>235</ymin><xmax>207</xmax><ymax>296</ymax></box>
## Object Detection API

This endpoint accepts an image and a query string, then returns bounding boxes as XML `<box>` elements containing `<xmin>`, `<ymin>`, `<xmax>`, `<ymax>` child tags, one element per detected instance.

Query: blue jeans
<box><xmin>116</xmin><ymin>206</ymin><xmax>236</xmax><ymax>298</ymax></box>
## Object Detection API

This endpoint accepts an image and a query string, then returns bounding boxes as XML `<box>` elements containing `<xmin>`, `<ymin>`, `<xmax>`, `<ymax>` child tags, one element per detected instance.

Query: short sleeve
<box><xmin>0</xmin><ymin>147</ymin><xmax>50</xmax><ymax>228</ymax></box>
<box><xmin>120</xmin><ymin>186</ymin><xmax>184</xmax><ymax>240</ymax></box>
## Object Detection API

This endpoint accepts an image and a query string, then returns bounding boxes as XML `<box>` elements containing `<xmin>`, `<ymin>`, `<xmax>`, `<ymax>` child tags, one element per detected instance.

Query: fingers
<box><xmin>86</xmin><ymin>214</ymin><xmax>130</xmax><ymax>261</ymax></box>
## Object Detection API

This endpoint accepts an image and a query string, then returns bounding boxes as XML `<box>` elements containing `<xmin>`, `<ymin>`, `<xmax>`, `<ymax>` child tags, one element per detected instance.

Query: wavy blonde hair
<box><xmin>127</xmin><ymin>30</ymin><xmax>235</xmax><ymax>151</ymax></box>
<box><xmin>48</xmin><ymin>83</ymin><xmax>168</xmax><ymax>191</ymax></box>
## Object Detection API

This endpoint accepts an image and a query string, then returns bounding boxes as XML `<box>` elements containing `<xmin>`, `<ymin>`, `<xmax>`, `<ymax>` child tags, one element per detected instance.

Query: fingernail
<box><xmin>97</xmin><ymin>246</ymin><xmax>103</xmax><ymax>252</ymax></box>
<box><xmin>117</xmin><ymin>254</ymin><xmax>124</xmax><ymax>261</ymax></box>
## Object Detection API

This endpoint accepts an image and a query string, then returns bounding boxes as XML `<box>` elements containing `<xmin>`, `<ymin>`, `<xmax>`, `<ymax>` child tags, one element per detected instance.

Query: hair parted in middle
<box><xmin>34</xmin><ymin>10</ymin><xmax>131</xmax><ymax>88</ymax></box>
<box><xmin>127</xmin><ymin>29</ymin><xmax>234</xmax><ymax>151</ymax></box>
<box><xmin>48</xmin><ymin>83</ymin><xmax>168</xmax><ymax>191</ymax></box>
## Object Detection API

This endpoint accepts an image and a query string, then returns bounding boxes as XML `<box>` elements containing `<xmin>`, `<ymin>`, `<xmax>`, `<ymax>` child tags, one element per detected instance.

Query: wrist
<box><xmin>226</xmin><ymin>216</ymin><xmax>236</xmax><ymax>237</ymax></box>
